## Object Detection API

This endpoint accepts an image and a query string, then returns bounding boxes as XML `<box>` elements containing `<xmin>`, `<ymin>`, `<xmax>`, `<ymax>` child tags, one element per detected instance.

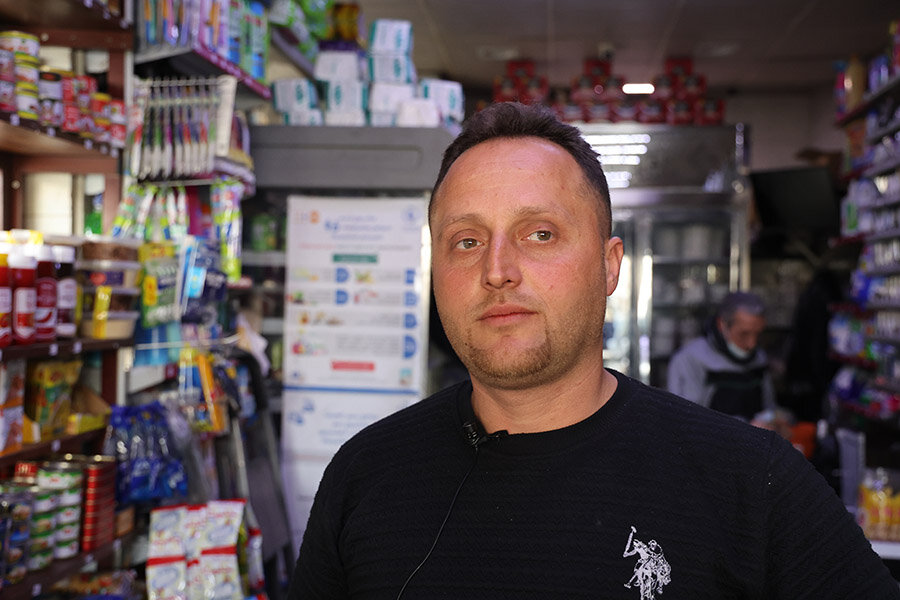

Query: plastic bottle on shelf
<box><xmin>9</xmin><ymin>245</ymin><xmax>36</xmax><ymax>345</ymax></box>
<box><xmin>33</xmin><ymin>244</ymin><xmax>58</xmax><ymax>342</ymax></box>
<box><xmin>0</xmin><ymin>242</ymin><xmax>11</xmax><ymax>347</ymax></box>
<box><xmin>53</xmin><ymin>245</ymin><xmax>77</xmax><ymax>338</ymax></box>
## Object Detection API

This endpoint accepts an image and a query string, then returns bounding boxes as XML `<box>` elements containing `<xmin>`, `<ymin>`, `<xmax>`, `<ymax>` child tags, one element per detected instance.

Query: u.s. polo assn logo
<box><xmin>623</xmin><ymin>526</ymin><xmax>671</xmax><ymax>599</ymax></box>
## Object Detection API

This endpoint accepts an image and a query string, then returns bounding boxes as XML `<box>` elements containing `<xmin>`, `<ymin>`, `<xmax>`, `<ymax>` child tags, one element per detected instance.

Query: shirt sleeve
<box><xmin>762</xmin><ymin>433</ymin><xmax>900</xmax><ymax>599</ymax></box>
<box><xmin>286</xmin><ymin>457</ymin><xmax>351</xmax><ymax>600</ymax></box>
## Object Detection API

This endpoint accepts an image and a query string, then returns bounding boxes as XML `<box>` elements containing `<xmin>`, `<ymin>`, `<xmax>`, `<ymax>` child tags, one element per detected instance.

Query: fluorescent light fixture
<box><xmin>593</xmin><ymin>144</ymin><xmax>648</xmax><ymax>156</ymax></box>
<box><xmin>622</xmin><ymin>83</ymin><xmax>655</xmax><ymax>95</ymax></box>
<box><xmin>601</xmin><ymin>155</ymin><xmax>641</xmax><ymax>166</ymax></box>
<box><xmin>583</xmin><ymin>134</ymin><xmax>651</xmax><ymax>146</ymax></box>
<box><xmin>605</xmin><ymin>171</ymin><xmax>633</xmax><ymax>189</ymax></box>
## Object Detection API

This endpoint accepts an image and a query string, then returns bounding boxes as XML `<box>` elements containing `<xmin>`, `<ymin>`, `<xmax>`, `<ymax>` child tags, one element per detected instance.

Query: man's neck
<box><xmin>470</xmin><ymin>364</ymin><xmax>618</xmax><ymax>434</ymax></box>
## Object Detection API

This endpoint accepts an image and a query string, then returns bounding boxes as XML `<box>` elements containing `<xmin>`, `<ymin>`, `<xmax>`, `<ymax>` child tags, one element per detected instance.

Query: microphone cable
<box><xmin>395</xmin><ymin>446</ymin><xmax>481</xmax><ymax>599</ymax></box>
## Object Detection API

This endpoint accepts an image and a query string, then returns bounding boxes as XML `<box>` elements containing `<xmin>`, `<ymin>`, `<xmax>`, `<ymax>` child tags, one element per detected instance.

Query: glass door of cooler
<box><xmin>646</xmin><ymin>207</ymin><xmax>743</xmax><ymax>389</ymax></box>
<box><xmin>604</xmin><ymin>215</ymin><xmax>637</xmax><ymax>376</ymax></box>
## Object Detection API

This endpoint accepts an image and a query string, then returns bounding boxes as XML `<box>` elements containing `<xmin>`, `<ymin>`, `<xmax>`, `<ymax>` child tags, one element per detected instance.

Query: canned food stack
<box><xmin>37</xmin><ymin>460</ymin><xmax>83</xmax><ymax>562</ymax></box>
<box><xmin>1</xmin><ymin>483</ymin><xmax>34</xmax><ymax>584</ymax></box>
<box><xmin>0</xmin><ymin>30</ymin><xmax>40</xmax><ymax>124</ymax></box>
<box><xmin>75</xmin><ymin>455</ymin><xmax>116</xmax><ymax>552</ymax></box>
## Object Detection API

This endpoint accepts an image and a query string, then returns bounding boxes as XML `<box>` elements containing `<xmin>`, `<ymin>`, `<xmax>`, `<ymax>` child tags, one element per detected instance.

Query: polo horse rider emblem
<box><xmin>623</xmin><ymin>526</ymin><xmax>671</xmax><ymax>599</ymax></box>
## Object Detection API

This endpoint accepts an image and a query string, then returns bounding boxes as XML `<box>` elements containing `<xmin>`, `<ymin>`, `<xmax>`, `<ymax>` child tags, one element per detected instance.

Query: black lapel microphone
<box><xmin>395</xmin><ymin>421</ymin><xmax>508</xmax><ymax>600</ymax></box>
<box><xmin>462</xmin><ymin>420</ymin><xmax>508</xmax><ymax>449</ymax></box>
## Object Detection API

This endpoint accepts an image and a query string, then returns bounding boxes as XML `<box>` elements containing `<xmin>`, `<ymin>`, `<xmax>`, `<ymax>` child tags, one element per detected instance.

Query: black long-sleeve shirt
<box><xmin>289</xmin><ymin>370</ymin><xmax>899</xmax><ymax>599</ymax></box>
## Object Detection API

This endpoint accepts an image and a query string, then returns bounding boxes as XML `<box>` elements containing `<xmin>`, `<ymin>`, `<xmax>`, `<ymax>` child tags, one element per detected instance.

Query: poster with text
<box><xmin>282</xmin><ymin>195</ymin><xmax>431</xmax><ymax>552</ymax></box>
<box><xmin>284</xmin><ymin>195</ymin><xmax>431</xmax><ymax>394</ymax></box>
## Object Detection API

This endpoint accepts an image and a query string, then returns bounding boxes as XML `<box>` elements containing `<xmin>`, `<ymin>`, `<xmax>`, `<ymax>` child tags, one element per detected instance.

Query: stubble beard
<box><xmin>450</xmin><ymin>294</ymin><xmax>608</xmax><ymax>391</ymax></box>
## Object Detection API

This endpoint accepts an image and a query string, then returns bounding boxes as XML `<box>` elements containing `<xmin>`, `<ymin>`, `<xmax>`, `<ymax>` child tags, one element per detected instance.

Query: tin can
<box><xmin>58</xmin><ymin>485</ymin><xmax>82</xmax><ymax>507</ymax></box>
<box><xmin>31</xmin><ymin>510</ymin><xmax>56</xmax><ymax>535</ymax></box>
<box><xmin>14</xmin><ymin>52</ymin><xmax>39</xmax><ymax>85</ymax></box>
<box><xmin>0</xmin><ymin>31</ymin><xmax>39</xmax><ymax>57</ymax></box>
<box><xmin>110</xmin><ymin>121</ymin><xmax>126</xmax><ymax>148</ymax></box>
<box><xmin>55</xmin><ymin>521</ymin><xmax>80</xmax><ymax>542</ymax></box>
<box><xmin>38</xmin><ymin>461</ymin><xmax>83</xmax><ymax>490</ymax></box>
<box><xmin>83</xmin><ymin>486</ymin><xmax>114</xmax><ymax>504</ymax></box>
<box><xmin>82</xmin><ymin>506</ymin><xmax>115</xmax><ymax>528</ymax></box>
<box><xmin>56</xmin><ymin>504</ymin><xmax>81</xmax><ymax>525</ymax></box>
<box><xmin>61</xmin><ymin>71</ymin><xmax>77</xmax><ymax>104</ymax></box>
<box><xmin>0</xmin><ymin>78</ymin><xmax>14</xmax><ymax>112</ymax></box>
<box><xmin>29</xmin><ymin>529</ymin><xmax>54</xmax><ymax>553</ymax></box>
<box><xmin>62</xmin><ymin>102</ymin><xmax>82</xmax><ymax>133</ymax></box>
<box><xmin>15</xmin><ymin>81</ymin><xmax>38</xmax><ymax>121</ymax></box>
<box><xmin>30</xmin><ymin>487</ymin><xmax>60</xmax><ymax>513</ymax></box>
<box><xmin>14</xmin><ymin>460</ymin><xmax>39</xmax><ymax>482</ymax></box>
<box><xmin>75</xmin><ymin>75</ymin><xmax>97</xmax><ymax>111</ymax></box>
<box><xmin>90</xmin><ymin>92</ymin><xmax>110</xmax><ymax>119</ymax></box>
<box><xmin>6</xmin><ymin>488</ymin><xmax>33</xmax><ymax>544</ymax></box>
<box><xmin>27</xmin><ymin>548</ymin><xmax>53</xmax><ymax>570</ymax></box>
<box><xmin>54</xmin><ymin>537</ymin><xmax>79</xmax><ymax>559</ymax></box>
<box><xmin>0</xmin><ymin>48</ymin><xmax>14</xmax><ymax>82</ymax></box>
<box><xmin>109</xmin><ymin>98</ymin><xmax>125</xmax><ymax>124</ymax></box>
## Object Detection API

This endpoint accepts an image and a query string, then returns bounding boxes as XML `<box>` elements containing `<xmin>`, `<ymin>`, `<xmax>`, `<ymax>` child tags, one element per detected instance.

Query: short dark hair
<box><xmin>717</xmin><ymin>292</ymin><xmax>766</xmax><ymax>325</ymax></box>
<box><xmin>430</xmin><ymin>102</ymin><xmax>612</xmax><ymax>237</ymax></box>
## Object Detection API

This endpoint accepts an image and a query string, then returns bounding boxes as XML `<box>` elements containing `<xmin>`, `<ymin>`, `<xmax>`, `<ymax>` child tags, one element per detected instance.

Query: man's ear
<box><xmin>605</xmin><ymin>237</ymin><xmax>625</xmax><ymax>296</ymax></box>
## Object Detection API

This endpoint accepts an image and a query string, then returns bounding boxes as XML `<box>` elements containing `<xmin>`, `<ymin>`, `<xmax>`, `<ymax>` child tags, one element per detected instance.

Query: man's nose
<box><xmin>483</xmin><ymin>235</ymin><xmax>521</xmax><ymax>289</ymax></box>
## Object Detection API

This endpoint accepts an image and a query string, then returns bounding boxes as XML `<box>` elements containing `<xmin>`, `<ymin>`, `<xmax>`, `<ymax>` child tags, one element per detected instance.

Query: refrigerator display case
<box><xmin>579</xmin><ymin>123</ymin><xmax>751</xmax><ymax>388</ymax></box>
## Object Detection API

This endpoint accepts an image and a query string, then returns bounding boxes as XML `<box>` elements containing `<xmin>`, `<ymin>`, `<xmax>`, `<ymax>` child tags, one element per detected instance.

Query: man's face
<box><xmin>430</xmin><ymin>137</ymin><xmax>623</xmax><ymax>390</ymax></box>
<box><xmin>718</xmin><ymin>309</ymin><xmax>766</xmax><ymax>352</ymax></box>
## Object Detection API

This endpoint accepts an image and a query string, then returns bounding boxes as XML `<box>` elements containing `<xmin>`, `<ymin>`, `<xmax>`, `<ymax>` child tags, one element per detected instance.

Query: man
<box><xmin>289</xmin><ymin>103</ymin><xmax>898</xmax><ymax>599</ymax></box>
<box><xmin>667</xmin><ymin>291</ymin><xmax>776</xmax><ymax>421</ymax></box>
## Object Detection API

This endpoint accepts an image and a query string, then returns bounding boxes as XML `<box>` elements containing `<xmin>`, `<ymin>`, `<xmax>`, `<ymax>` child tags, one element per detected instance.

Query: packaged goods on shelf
<box><xmin>368</xmin><ymin>19</ymin><xmax>413</xmax><ymax>54</ymax></box>
<box><xmin>395</xmin><ymin>98</ymin><xmax>440</xmax><ymax>128</ymax></box>
<box><xmin>0</xmin><ymin>360</ymin><xmax>25</xmax><ymax>456</ymax></box>
<box><xmin>367</xmin><ymin>53</ymin><xmax>415</xmax><ymax>85</ymax></box>
<box><xmin>272</xmin><ymin>77</ymin><xmax>319</xmax><ymax>114</ymax></box>
<box><xmin>24</xmin><ymin>359</ymin><xmax>82</xmax><ymax>441</ymax></box>
<box><xmin>323</xmin><ymin>78</ymin><xmax>368</xmax><ymax>113</ymax></box>
<box><xmin>858</xmin><ymin>467</ymin><xmax>900</xmax><ymax>542</ymax></box>
<box><xmin>313</xmin><ymin>50</ymin><xmax>365</xmax><ymax>82</ymax></box>
<box><xmin>417</xmin><ymin>78</ymin><xmax>464</xmax><ymax>124</ymax></box>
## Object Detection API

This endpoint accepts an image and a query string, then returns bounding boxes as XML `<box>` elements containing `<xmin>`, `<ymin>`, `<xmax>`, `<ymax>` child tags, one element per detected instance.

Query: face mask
<box><xmin>726</xmin><ymin>339</ymin><xmax>753</xmax><ymax>360</ymax></box>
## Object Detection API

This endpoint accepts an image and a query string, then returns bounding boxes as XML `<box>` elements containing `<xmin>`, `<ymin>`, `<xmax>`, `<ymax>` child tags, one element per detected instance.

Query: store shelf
<box><xmin>863</xmin><ymin>264</ymin><xmax>900</xmax><ymax>277</ymax></box>
<box><xmin>0</xmin><ymin>0</ymin><xmax>131</xmax><ymax>31</ymax></box>
<box><xmin>0</xmin><ymin>429</ymin><xmax>105</xmax><ymax>471</ymax></box>
<box><xmin>870</xmin><ymin>540</ymin><xmax>900</xmax><ymax>560</ymax></box>
<box><xmin>865</xmin><ymin>301</ymin><xmax>900</xmax><ymax>311</ymax></box>
<box><xmin>835</xmin><ymin>73</ymin><xmax>900</xmax><ymax>127</ymax></box>
<box><xmin>867</xmin><ymin>334</ymin><xmax>900</xmax><ymax>346</ymax></box>
<box><xmin>127</xmin><ymin>362</ymin><xmax>178</xmax><ymax>394</ymax></box>
<box><xmin>829</xmin><ymin>352</ymin><xmax>878</xmax><ymax>371</ymax></box>
<box><xmin>870</xmin><ymin>378</ymin><xmax>900</xmax><ymax>395</ymax></box>
<box><xmin>269</xmin><ymin>26</ymin><xmax>315</xmax><ymax>80</ymax></box>
<box><xmin>0</xmin><ymin>338</ymin><xmax>130</xmax><ymax>363</ymax></box>
<box><xmin>828</xmin><ymin>234</ymin><xmax>866</xmax><ymax>248</ymax></box>
<box><xmin>4</xmin><ymin>536</ymin><xmax>125</xmax><ymax>600</ymax></box>
<box><xmin>0</xmin><ymin>117</ymin><xmax>119</xmax><ymax>161</ymax></box>
<box><xmin>866</xmin><ymin>117</ymin><xmax>900</xmax><ymax>146</ymax></box>
<box><xmin>864</xmin><ymin>227</ymin><xmax>900</xmax><ymax>242</ymax></box>
<box><xmin>242</xmin><ymin>250</ymin><xmax>286</xmax><ymax>267</ymax></box>
<box><xmin>134</xmin><ymin>43</ymin><xmax>271</xmax><ymax>100</ymax></box>
<box><xmin>829</xmin><ymin>302</ymin><xmax>871</xmax><ymax>315</ymax></box>
<box><xmin>864</xmin><ymin>155</ymin><xmax>900</xmax><ymax>179</ymax></box>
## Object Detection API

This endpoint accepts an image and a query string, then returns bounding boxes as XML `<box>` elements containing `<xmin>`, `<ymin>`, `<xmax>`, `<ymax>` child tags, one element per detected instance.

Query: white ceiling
<box><xmin>354</xmin><ymin>0</ymin><xmax>898</xmax><ymax>95</ymax></box>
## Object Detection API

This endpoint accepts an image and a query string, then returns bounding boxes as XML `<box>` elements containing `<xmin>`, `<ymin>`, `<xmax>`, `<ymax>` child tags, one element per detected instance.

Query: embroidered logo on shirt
<box><xmin>623</xmin><ymin>526</ymin><xmax>671</xmax><ymax>599</ymax></box>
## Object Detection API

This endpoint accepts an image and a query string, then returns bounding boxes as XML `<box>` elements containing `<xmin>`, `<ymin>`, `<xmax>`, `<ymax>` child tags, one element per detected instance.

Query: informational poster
<box><xmin>281</xmin><ymin>195</ymin><xmax>431</xmax><ymax>552</ymax></box>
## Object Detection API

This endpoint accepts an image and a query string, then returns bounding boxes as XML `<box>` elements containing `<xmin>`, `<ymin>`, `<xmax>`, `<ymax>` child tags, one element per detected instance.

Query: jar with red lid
<box><xmin>0</xmin><ymin>241</ymin><xmax>11</xmax><ymax>347</ymax></box>
<box><xmin>8</xmin><ymin>245</ymin><xmax>36</xmax><ymax>345</ymax></box>
<box><xmin>34</xmin><ymin>244</ymin><xmax>57</xmax><ymax>342</ymax></box>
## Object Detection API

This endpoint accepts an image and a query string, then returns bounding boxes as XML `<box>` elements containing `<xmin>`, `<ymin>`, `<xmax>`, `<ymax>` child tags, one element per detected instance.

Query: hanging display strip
<box><xmin>129</xmin><ymin>76</ymin><xmax>240</xmax><ymax>184</ymax></box>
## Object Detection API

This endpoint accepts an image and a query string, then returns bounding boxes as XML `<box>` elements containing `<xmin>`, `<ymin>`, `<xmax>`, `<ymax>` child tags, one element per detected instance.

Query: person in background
<box><xmin>289</xmin><ymin>103</ymin><xmax>898</xmax><ymax>599</ymax></box>
<box><xmin>667</xmin><ymin>291</ymin><xmax>777</xmax><ymax>422</ymax></box>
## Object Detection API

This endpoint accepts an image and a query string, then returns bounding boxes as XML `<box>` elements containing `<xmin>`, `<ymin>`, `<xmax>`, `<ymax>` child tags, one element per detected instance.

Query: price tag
<box><xmin>32</xmin><ymin>584</ymin><xmax>41</xmax><ymax>597</ymax></box>
<box><xmin>85</xmin><ymin>139</ymin><xmax>93</xmax><ymax>150</ymax></box>
<box><xmin>49</xmin><ymin>343</ymin><xmax>58</xmax><ymax>356</ymax></box>
<box><xmin>74</xmin><ymin>341</ymin><xmax>82</xmax><ymax>354</ymax></box>
<box><xmin>47</xmin><ymin>127</ymin><xmax>56</xmax><ymax>137</ymax></box>
<box><xmin>10</xmin><ymin>114</ymin><xmax>19</xmax><ymax>126</ymax></box>
<box><xmin>51</xmin><ymin>439</ymin><xmax>61</xmax><ymax>452</ymax></box>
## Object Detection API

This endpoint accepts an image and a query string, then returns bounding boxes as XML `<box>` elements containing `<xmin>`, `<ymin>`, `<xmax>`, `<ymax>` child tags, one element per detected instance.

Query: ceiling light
<box><xmin>622</xmin><ymin>83</ymin><xmax>655</xmax><ymax>95</ymax></box>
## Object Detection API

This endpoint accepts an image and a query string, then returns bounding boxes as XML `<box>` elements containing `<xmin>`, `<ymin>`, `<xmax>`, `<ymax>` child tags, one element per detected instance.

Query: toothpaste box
<box><xmin>324</xmin><ymin>79</ymin><xmax>368</xmax><ymax>112</ymax></box>
<box><xmin>314</xmin><ymin>50</ymin><xmax>366</xmax><ymax>82</ymax></box>
<box><xmin>325</xmin><ymin>110</ymin><xmax>367</xmax><ymax>126</ymax></box>
<box><xmin>369</xmin><ymin>19</ymin><xmax>414</xmax><ymax>54</ymax></box>
<box><xmin>418</xmin><ymin>78</ymin><xmax>464</xmax><ymax>123</ymax></box>
<box><xmin>396</xmin><ymin>98</ymin><xmax>441</xmax><ymax>128</ymax></box>
<box><xmin>368</xmin><ymin>54</ymin><xmax>416</xmax><ymax>84</ymax></box>
<box><xmin>369</xmin><ymin>82</ymin><xmax>416</xmax><ymax>114</ymax></box>
<box><xmin>272</xmin><ymin>77</ymin><xmax>320</xmax><ymax>113</ymax></box>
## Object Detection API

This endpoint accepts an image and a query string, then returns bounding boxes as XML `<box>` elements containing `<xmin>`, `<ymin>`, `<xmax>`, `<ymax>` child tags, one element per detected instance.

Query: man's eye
<box><xmin>455</xmin><ymin>238</ymin><xmax>480</xmax><ymax>250</ymax></box>
<box><xmin>527</xmin><ymin>230</ymin><xmax>553</xmax><ymax>242</ymax></box>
